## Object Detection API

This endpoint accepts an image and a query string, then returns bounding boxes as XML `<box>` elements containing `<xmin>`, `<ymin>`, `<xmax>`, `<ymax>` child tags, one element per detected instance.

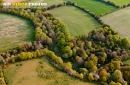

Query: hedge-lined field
<box><xmin>0</xmin><ymin>13</ymin><xmax>35</xmax><ymax>53</ymax></box>
<box><xmin>3</xmin><ymin>58</ymin><xmax>96</xmax><ymax>85</ymax></box>
<box><xmin>100</xmin><ymin>7</ymin><xmax>130</xmax><ymax>39</ymax></box>
<box><xmin>110</xmin><ymin>0</ymin><xmax>130</xmax><ymax>6</ymax></box>
<box><xmin>48</xmin><ymin>6</ymin><xmax>102</xmax><ymax>36</ymax></box>
<box><xmin>29</xmin><ymin>0</ymin><xmax>116</xmax><ymax>16</ymax></box>
<box><xmin>64</xmin><ymin>0</ymin><xmax>117</xmax><ymax>16</ymax></box>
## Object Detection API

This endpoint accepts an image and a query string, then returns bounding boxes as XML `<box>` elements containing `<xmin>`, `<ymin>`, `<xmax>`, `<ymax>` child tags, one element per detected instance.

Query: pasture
<box><xmin>0</xmin><ymin>13</ymin><xmax>35</xmax><ymax>53</ymax></box>
<box><xmin>28</xmin><ymin>0</ymin><xmax>116</xmax><ymax>16</ymax></box>
<box><xmin>48</xmin><ymin>6</ymin><xmax>102</xmax><ymax>36</ymax></box>
<box><xmin>110</xmin><ymin>0</ymin><xmax>130</xmax><ymax>6</ymax></box>
<box><xmin>3</xmin><ymin>57</ymin><xmax>96</xmax><ymax>85</ymax></box>
<box><xmin>123</xmin><ymin>59</ymin><xmax>130</xmax><ymax>65</ymax></box>
<box><xmin>64</xmin><ymin>0</ymin><xmax>116</xmax><ymax>16</ymax></box>
<box><xmin>100</xmin><ymin>7</ymin><xmax>130</xmax><ymax>39</ymax></box>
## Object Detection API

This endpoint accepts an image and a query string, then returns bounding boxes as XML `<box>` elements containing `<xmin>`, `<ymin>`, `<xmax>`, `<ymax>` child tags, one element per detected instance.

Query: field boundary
<box><xmin>100</xmin><ymin>0</ymin><xmax>130</xmax><ymax>7</ymax></box>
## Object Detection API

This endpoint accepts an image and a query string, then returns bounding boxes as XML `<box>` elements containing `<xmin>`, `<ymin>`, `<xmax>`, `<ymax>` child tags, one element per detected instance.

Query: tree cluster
<box><xmin>1</xmin><ymin>3</ymin><xmax>130</xmax><ymax>85</ymax></box>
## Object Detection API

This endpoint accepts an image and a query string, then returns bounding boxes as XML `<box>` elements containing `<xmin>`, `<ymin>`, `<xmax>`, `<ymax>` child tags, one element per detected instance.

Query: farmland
<box><xmin>48</xmin><ymin>5</ymin><xmax>102</xmax><ymax>36</ymax></box>
<box><xmin>0</xmin><ymin>13</ymin><xmax>35</xmax><ymax>53</ymax></box>
<box><xmin>3</xmin><ymin>57</ymin><xmax>96</xmax><ymax>85</ymax></box>
<box><xmin>1</xmin><ymin>0</ymin><xmax>130</xmax><ymax>85</ymax></box>
<box><xmin>28</xmin><ymin>0</ymin><xmax>116</xmax><ymax>16</ymax></box>
<box><xmin>123</xmin><ymin>59</ymin><xmax>130</xmax><ymax>65</ymax></box>
<box><xmin>110</xmin><ymin>0</ymin><xmax>130</xmax><ymax>6</ymax></box>
<box><xmin>63</xmin><ymin>0</ymin><xmax>117</xmax><ymax>16</ymax></box>
<box><xmin>100</xmin><ymin>7</ymin><xmax>130</xmax><ymax>39</ymax></box>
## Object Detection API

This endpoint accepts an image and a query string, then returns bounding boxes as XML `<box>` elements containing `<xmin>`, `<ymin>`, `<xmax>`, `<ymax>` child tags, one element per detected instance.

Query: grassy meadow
<box><xmin>110</xmin><ymin>0</ymin><xmax>130</xmax><ymax>6</ymax></box>
<box><xmin>64</xmin><ymin>0</ymin><xmax>117</xmax><ymax>16</ymax></box>
<box><xmin>100</xmin><ymin>7</ymin><xmax>130</xmax><ymax>39</ymax></box>
<box><xmin>28</xmin><ymin>0</ymin><xmax>116</xmax><ymax>16</ymax></box>
<box><xmin>0</xmin><ymin>13</ymin><xmax>35</xmax><ymax>53</ymax></box>
<box><xmin>48</xmin><ymin>6</ymin><xmax>102</xmax><ymax>36</ymax></box>
<box><xmin>3</xmin><ymin>57</ymin><xmax>96</xmax><ymax>85</ymax></box>
<box><xmin>123</xmin><ymin>59</ymin><xmax>130</xmax><ymax>65</ymax></box>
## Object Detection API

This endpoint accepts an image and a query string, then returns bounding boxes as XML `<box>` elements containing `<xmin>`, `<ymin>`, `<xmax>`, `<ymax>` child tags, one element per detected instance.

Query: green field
<box><xmin>0</xmin><ymin>13</ymin><xmax>35</xmax><ymax>53</ymax></box>
<box><xmin>3</xmin><ymin>57</ymin><xmax>96</xmax><ymax>85</ymax></box>
<box><xmin>65</xmin><ymin>0</ymin><xmax>117</xmax><ymax>16</ymax></box>
<box><xmin>123</xmin><ymin>59</ymin><xmax>130</xmax><ymax>65</ymax></box>
<box><xmin>48</xmin><ymin>6</ymin><xmax>102</xmax><ymax>36</ymax></box>
<box><xmin>29</xmin><ymin>0</ymin><xmax>116</xmax><ymax>16</ymax></box>
<box><xmin>64</xmin><ymin>0</ymin><xmax>116</xmax><ymax>16</ymax></box>
<box><xmin>100</xmin><ymin>7</ymin><xmax>130</xmax><ymax>39</ymax></box>
<box><xmin>110</xmin><ymin>0</ymin><xmax>130</xmax><ymax>6</ymax></box>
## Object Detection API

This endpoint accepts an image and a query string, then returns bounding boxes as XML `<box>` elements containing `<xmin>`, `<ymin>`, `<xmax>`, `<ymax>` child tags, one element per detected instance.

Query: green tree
<box><xmin>101</xmin><ymin>76</ymin><xmax>107</xmax><ymax>82</ymax></box>
<box><xmin>109</xmin><ymin>81</ymin><xmax>122</xmax><ymax>85</ymax></box>
<box><xmin>84</xmin><ymin>60</ymin><xmax>94</xmax><ymax>69</ymax></box>
<box><xmin>91</xmin><ymin>55</ymin><xmax>98</xmax><ymax>65</ymax></box>
<box><xmin>79</xmin><ymin>68</ymin><xmax>88</xmax><ymax>75</ymax></box>
<box><xmin>63</xmin><ymin>62</ymin><xmax>72</xmax><ymax>71</ymax></box>
<box><xmin>122</xmin><ymin>38</ymin><xmax>130</xmax><ymax>48</ymax></box>
<box><xmin>87</xmin><ymin>41</ymin><xmax>92</xmax><ymax>48</ymax></box>
<box><xmin>35</xmin><ymin>50</ymin><xmax>41</xmax><ymax>57</ymax></box>
<box><xmin>20</xmin><ymin>52</ymin><xmax>27</xmax><ymax>60</ymax></box>
<box><xmin>108</xmin><ymin>61</ymin><xmax>120</xmax><ymax>72</ymax></box>
<box><xmin>111</xmin><ymin>70</ymin><xmax>123</xmax><ymax>82</ymax></box>
<box><xmin>62</xmin><ymin>46</ymin><xmax>72</xmax><ymax>58</ymax></box>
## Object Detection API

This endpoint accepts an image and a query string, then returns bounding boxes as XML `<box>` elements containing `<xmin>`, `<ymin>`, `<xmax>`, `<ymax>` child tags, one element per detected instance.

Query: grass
<box><xmin>48</xmin><ymin>5</ymin><xmax>102</xmax><ymax>36</ymax></box>
<box><xmin>3</xmin><ymin>57</ymin><xmax>96</xmax><ymax>85</ymax></box>
<box><xmin>0</xmin><ymin>13</ymin><xmax>35</xmax><ymax>53</ymax></box>
<box><xmin>29</xmin><ymin>0</ymin><xmax>116</xmax><ymax>16</ymax></box>
<box><xmin>123</xmin><ymin>59</ymin><xmax>130</xmax><ymax>65</ymax></box>
<box><xmin>110</xmin><ymin>0</ymin><xmax>130</xmax><ymax>6</ymax></box>
<box><xmin>64</xmin><ymin>0</ymin><xmax>117</xmax><ymax>16</ymax></box>
<box><xmin>100</xmin><ymin>7</ymin><xmax>130</xmax><ymax>39</ymax></box>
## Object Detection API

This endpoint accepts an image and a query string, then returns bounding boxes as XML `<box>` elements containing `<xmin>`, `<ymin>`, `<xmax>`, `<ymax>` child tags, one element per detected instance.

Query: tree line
<box><xmin>0</xmin><ymin>1</ymin><xmax>130</xmax><ymax>85</ymax></box>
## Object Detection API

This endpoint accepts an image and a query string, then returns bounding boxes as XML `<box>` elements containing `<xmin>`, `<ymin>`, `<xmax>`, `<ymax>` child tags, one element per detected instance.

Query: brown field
<box><xmin>3</xmin><ymin>57</ymin><xmax>96</xmax><ymax>85</ymax></box>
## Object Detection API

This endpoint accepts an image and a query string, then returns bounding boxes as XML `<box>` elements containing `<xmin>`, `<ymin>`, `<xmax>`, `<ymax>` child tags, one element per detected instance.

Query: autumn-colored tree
<box><xmin>54</xmin><ymin>57</ymin><xmax>63</xmax><ymax>64</ymax></box>
<box><xmin>35</xmin><ymin>50</ymin><xmax>42</xmax><ymax>57</ymax></box>
<box><xmin>90</xmin><ymin>55</ymin><xmax>98</xmax><ymax>65</ymax></box>
<box><xmin>75</xmin><ymin>56</ymin><xmax>84</xmax><ymax>65</ymax></box>
<box><xmin>63</xmin><ymin>62</ymin><xmax>72</xmax><ymax>73</ymax></box>
<box><xmin>88</xmin><ymin>73</ymin><xmax>94</xmax><ymax>82</ymax></box>
<box><xmin>78</xmin><ymin>73</ymin><xmax>84</xmax><ymax>80</ymax></box>
<box><xmin>99</xmin><ymin>69</ymin><xmax>107</xmax><ymax>77</ymax></box>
